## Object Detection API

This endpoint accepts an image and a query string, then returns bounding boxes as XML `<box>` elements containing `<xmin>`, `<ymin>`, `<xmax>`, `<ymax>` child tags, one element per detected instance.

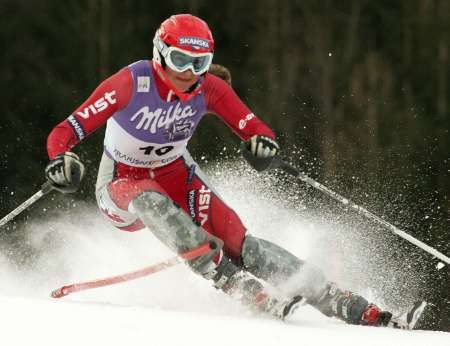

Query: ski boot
<box><xmin>204</xmin><ymin>256</ymin><xmax>292</xmax><ymax>318</ymax></box>
<box><xmin>280</xmin><ymin>295</ymin><xmax>307</xmax><ymax>320</ymax></box>
<box><xmin>325</xmin><ymin>289</ymin><xmax>428</xmax><ymax>330</ymax></box>
<box><xmin>386</xmin><ymin>301</ymin><xmax>428</xmax><ymax>330</ymax></box>
<box><xmin>309</xmin><ymin>282</ymin><xmax>429</xmax><ymax>329</ymax></box>
<box><xmin>358</xmin><ymin>301</ymin><xmax>428</xmax><ymax>330</ymax></box>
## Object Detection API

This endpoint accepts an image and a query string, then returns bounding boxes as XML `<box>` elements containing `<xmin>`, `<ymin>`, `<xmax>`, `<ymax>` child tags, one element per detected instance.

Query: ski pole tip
<box><xmin>51</xmin><ymin>287</ymin><xmax>68</xmax><ymax>298</ymax></box>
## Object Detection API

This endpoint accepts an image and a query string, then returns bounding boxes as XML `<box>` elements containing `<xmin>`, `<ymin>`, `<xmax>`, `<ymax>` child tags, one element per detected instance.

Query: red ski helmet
<box><xmin>153</xmin><ymin>14</ymin><xmax>215</xmax><ymax>101</ymax></box>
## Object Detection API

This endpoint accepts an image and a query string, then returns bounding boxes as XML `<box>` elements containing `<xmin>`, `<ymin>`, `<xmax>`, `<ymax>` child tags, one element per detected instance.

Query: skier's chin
<box><xmin>173</xmin><ymin>77</ymin><xmax>198</xmax><ymax>92</ymax></box>
<box><xmin>176</xmin><ymin>81</ymin><xmax>193</xmax><ymax>91</ymax></box>
<box><xmin>165</xmin><ymin>68</ymin><xmax>199</xmax><ymax>92</ymax></box>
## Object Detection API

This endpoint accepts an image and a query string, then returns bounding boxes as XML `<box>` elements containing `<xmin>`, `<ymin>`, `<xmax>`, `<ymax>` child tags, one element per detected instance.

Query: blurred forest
<box><xmin>1</xmin><ymin>0</ymin><xmax>449</xmax><ymax>329</ymax></box>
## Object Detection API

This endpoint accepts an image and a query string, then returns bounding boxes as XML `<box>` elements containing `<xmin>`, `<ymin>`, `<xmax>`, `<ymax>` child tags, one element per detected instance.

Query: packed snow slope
<box><xmin>1</xmin><ymin>293</ymin><xmax>449</xmax><ymax>346</ymax></box>
<box><xmin>0</xmin><ymin>162</ymin><xmax>449</xmax><ymax>345</ymax></box>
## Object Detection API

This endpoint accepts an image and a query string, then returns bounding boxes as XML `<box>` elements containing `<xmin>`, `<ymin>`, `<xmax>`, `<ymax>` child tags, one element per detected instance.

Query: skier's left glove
<box><xmin>241</xmin><ymin>135</ymin><xmax>280</xmax><ymax>172</ymax></box>
<box><xmin>247</xmin><ymin>135</ymin><xmax>279</xmax><ymax>158</ymax></box>
<box><xmin>45</xmin><ymin>152</ymin><xmax>85</xmax><ymax>193</ymax></box>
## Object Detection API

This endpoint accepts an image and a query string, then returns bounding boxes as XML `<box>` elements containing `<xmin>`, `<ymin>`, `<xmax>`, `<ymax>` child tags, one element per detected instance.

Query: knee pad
<box><xmin>131</xmin><ymin>190</ymin><xmax>223</xmax><ymax>274</ymax></box>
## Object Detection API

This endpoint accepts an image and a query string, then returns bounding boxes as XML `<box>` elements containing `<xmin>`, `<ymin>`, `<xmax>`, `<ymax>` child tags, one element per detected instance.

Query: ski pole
<box><xmin>51</xmin><ymin>242</ymin><xmax>212</xmax><ymax>298</ymax></box>
<box><xmin>0</xmin><ymin>181</ymin><xmax>54</xmax><ymax>228</ymax></box>
<box><xmin>271</xmin><ymin>157</ymin><xmax>450</xmax><ymax>266</ymax></box>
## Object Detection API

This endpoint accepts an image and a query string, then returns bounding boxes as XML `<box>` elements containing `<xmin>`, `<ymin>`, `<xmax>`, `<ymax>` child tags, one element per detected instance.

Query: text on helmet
<box><xmin>178</xmin><ymin>37</ymin><xmax>210</xmax><ymax>49</ymax></box>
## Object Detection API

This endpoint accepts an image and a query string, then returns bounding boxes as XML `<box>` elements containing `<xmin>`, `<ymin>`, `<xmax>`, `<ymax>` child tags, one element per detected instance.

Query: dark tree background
<box><xmin>1</xmin><ymin>0</ymin><xmax>449</xmax><ymax>329</ymax></box>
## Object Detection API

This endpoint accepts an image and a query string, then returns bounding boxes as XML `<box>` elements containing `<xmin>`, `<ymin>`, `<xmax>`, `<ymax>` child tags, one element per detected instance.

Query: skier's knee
<box><xmin>131</xmin><ymin>190</ymin><xmax>223</xmax><ymax>274</ymax></box>
<box><xmin>96</xmin><ymin>184</ymin><xmax>142</xmax><ymax>230</ymax></box>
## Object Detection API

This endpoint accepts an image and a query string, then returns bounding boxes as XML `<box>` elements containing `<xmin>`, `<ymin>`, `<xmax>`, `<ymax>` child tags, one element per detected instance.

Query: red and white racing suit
<box><xmin>47</xmin><ymin>62</ymin><xmax>380</xmax><ymax>326</ymax></box>
<box><xmin>47</xmin><ymin>60</ymin><xmax>275</xmax><ymax>261</ymax></box>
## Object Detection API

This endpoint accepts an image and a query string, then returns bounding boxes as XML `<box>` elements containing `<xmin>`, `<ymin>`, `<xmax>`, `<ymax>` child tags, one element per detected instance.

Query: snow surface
<box><xmin>2</xmin><ymin>294</ymin><xmax>449</xmax><ymax>346</ymax></box>
<box><xmin>1</xmin><ymin>163</ymin><xmax>449</xmax><ymax>345</ymax></box>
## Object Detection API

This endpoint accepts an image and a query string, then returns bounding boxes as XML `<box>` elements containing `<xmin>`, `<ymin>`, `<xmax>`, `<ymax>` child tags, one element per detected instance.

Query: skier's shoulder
<box><xmin>98</xmin><ymin>66</ymin><xmax>132</xmax><ymax>92</ymax></box>
<box><xmin>101</xmin><ymin>60</ymin><xmax>153</xmax><ymax>91</ymax></box>
<box><xmin>96</xmin><ymin>62</ymin><xmax>145</xmax><ymax>108</ymax></box>
<box><xmin>203</xmin><ymin>72</ymin><xmax>233</xmax><ymax>94</ymax></box>
<box><xmin>126</xmin><ymin>59</ymin><xmax>153</xmax><ymax>77</ymax></box>
<box><xmin>203</xmin><ymin>64</ymin><xmax>234</xmax><ymax>99</ymax></box>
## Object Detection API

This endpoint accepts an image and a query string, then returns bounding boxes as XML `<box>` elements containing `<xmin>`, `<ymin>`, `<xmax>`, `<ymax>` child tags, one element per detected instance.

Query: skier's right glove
<box><xmin>45</xmin><ymin>152</ymin><xmax>85</xmax><ymax>193</ymax></box>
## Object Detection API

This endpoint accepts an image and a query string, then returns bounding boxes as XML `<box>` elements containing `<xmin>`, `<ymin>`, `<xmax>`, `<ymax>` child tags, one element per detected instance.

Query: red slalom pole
<box><xmin>51</xmin><ymin>242</ymin><xmax>211</xmax><ymax>298</ymax></box>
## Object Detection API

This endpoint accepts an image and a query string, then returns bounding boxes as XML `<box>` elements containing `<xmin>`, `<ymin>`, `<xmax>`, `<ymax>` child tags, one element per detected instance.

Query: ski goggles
<box><xmin>155</xmin><ymin>36</ymin><xmax>213</xmax><ymax>75</ymax></box>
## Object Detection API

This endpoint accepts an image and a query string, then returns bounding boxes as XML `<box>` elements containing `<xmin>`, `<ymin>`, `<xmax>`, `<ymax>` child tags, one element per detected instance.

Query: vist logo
<box><xmin>198</xmin><ymin>185</ymin><xmax>211</xmax><ymax>226</ymax></box>
<box><xmin>130</xmin><ymin>102</ymin><xmax>197</xmax><ymax>134</ymax></box>
<box><xmin>76</xmin><ymin>91</ymin><xmax>117</xmax><ymax>119</ymax></box>
<box><xmin>178</xmin><ymin>37</ymin><xmax>210</xmax><ymax>49</ymax></box>
<box><xmin>238</xmin><ymin>113</ymin><xmax>255</xmax><ymax>130</ymax></box>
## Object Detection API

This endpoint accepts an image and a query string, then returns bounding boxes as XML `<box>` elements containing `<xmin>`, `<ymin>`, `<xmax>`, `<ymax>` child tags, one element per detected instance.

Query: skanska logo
<box><xmin>178</xmin><ymin>37</ymin><xmax>209</xmax><ymax>49</ymax></box>
<box><xmin>67</xmin><ymin>115</ymin><xmax>85</xmax><ymax>140</ymax></box>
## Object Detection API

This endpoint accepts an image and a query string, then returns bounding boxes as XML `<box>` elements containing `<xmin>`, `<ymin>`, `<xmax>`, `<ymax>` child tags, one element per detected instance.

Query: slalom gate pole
<box><xmin>271</xmin><ymin>157</ymin><xmax>450</xmax><ymax>266</ymax></box>
<box><xmin>51</xmin><ymin>242</ymin><xmax>212</xmax><ymax>298</ymax></box>
<box><xmin>0</xmin><ymin>181</ymin><xmax>54</xmax><ymax>228</ymax></box>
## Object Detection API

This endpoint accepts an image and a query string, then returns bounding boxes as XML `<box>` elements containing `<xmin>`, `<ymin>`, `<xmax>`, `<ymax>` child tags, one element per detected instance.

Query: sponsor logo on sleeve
<box><xmin>238</xmin><ymin>113</ymin><xmax>255</xmax><ymax>130</ymax></box>
<box><xmin>137</xmin><ymin>76</ymin><xmax>150</xmax><ymax>92</ymax></box>
<box><xmin>67</xmin><ymin>115</ymin><xmax>86</xmax><ymax>140</ymax></box>
<box><xmin>76</xmin><ymin>91</ymin><xmax>117</xmax><ymax>119</ymax></box>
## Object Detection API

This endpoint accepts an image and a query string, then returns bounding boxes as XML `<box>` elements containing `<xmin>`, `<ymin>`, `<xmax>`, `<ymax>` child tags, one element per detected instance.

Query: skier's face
<box><xmin>165</xmin><ymin>67</ymin><xmax>200</xmax><ymax>92</ymax></box>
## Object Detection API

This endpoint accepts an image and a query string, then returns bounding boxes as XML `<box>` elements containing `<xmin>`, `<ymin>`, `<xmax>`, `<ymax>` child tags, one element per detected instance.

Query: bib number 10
<box><xmin>139</xmin><ymin>145</ymin><xmax>174</xmax><ymax>156</ymax></box>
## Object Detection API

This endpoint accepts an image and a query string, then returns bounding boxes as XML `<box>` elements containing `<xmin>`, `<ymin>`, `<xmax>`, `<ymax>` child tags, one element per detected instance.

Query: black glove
<box><xmin>45</xmin><ymin>152</ymin><xmax>85</xmax><ymax>193</ymax></box>
<box><xmin>247</xmin><ymin>135</ymin><xmax>279</xmax><ymax>158</ymax></box>
<box><xmin>241</xmin><ymin>135</ymin><xmax>280</xmax><ymax>172</ymax></box>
